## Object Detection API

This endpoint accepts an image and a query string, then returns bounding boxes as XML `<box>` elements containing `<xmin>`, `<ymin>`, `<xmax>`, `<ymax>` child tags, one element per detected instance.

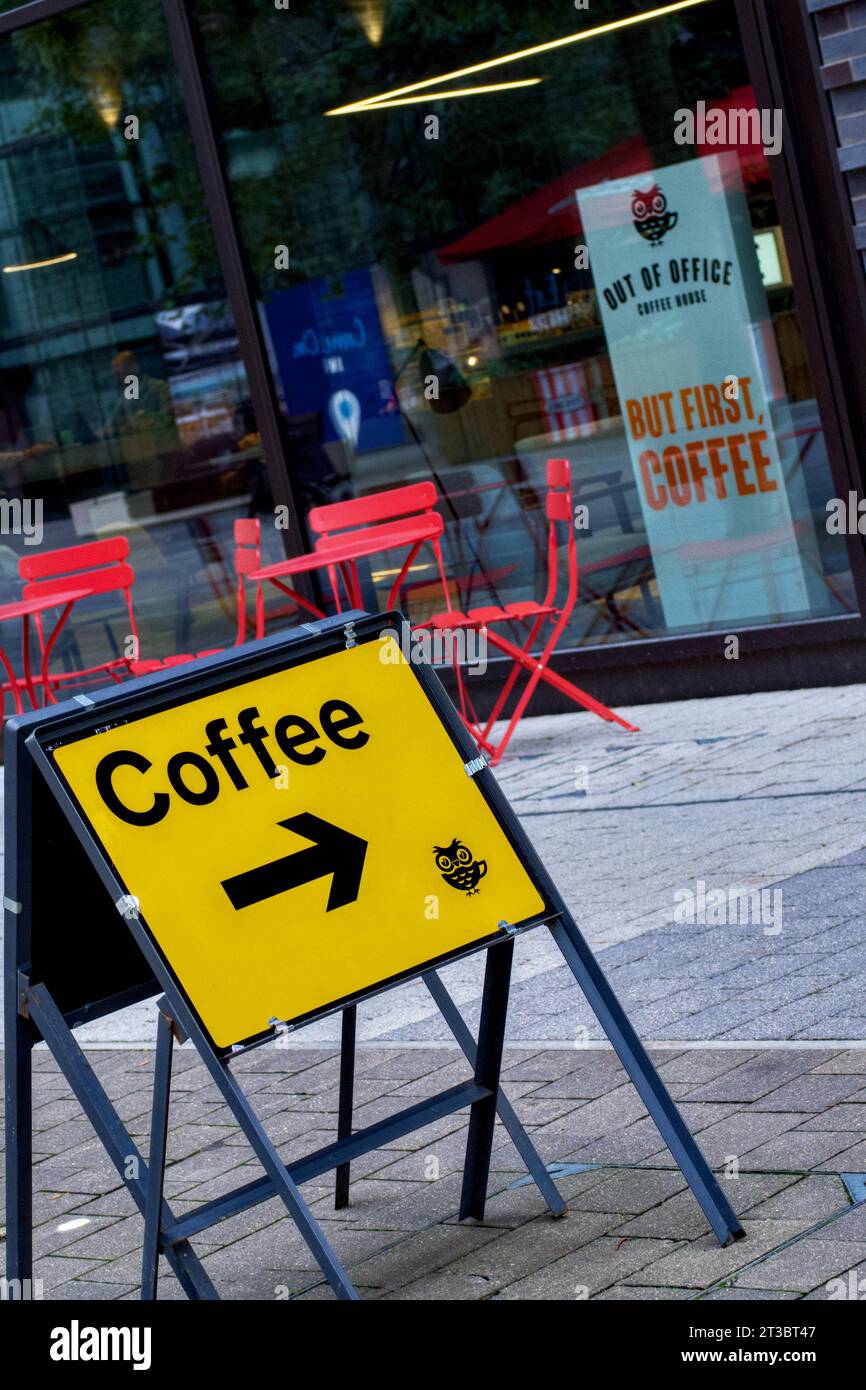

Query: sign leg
<box><xmin>423</xmin><ymin>970</ymin><xmax>566</xmax><ymax>1217</ymax></box>
<box><xmin>4</xmin><ymin>992</ymin><xmax>33</xmax><ymax>1292</ymax></box>
<box><xmin>459</xmin><ymin>938</ymin><xmax>514</xmax><ymax>1222</ymax></box>
<box><xmin>141</xmin><ymin>1007</ymin><xmax>175</xmax><ymax>1300</ymax></box>
<box><xmin>23</xmin><ymin>983</ymin><xmax>218</xmax><ymax>1298</ymax></box>
<box><xmin>335</xmin><ymin>1004</ymin><xmax>356</xmax><ymax>1210</ymax></box>
<box><xmin>195</xmin><ymin>1054</ymin><xmax>360</xmax><ymax>1299</ymax></box>
<box><xmin>153</xmin><ymin>983</ymin><xmax>360</xmax><ymax>1300</ymax></box>
<box><xmin>550</xmin><ymin>917</ymin><xmax>744</xmax><ymax>1246</ymax></box>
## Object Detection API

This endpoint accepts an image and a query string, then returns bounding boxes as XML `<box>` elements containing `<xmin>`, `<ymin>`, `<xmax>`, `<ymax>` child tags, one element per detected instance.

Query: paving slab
<box><xmin>734</xmin><ymin>1238</ymin><xmax>866</xmax><ymax>1294</ymax></box>
<box><xmin>4</xmin><ymin>1044</ymin><xmax>866</xmax><ymax>1301</ymax></box>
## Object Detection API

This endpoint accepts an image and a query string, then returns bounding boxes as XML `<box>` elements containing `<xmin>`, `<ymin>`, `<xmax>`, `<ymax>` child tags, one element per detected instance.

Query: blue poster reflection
<box><xmin>266</xmin><ymin>267</ymin><xmax>403</xmax><ymax>455</ymax></box>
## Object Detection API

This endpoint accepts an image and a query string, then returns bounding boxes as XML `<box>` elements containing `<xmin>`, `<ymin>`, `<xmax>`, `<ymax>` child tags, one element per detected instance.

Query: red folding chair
<box><xmin>234</xmin><ymin>518</ymin><xmax>261</xmax><ymax>646</ymax></box>
<box><xmin>308</xmin><ymin>481</ymin><xmax>454</xmax><ymax>614</ymax></box>
<box><xmin>119</xmin><ymin>519</ymin><xmax>270</xmax><ymax>672</ymax></box>
<box><xmin>233</xmin><ymin>516</ymin><xmax>301</xmax><ymax>644</ymax></box>
<box><xmin>22</xmin><ymin>519</ymin><xmax>295</xmax><ymax>697</ymax></box>
<box><xmin>18</xmin><ymin>537</ymin><xmax>196</xmax><ymax>693</ymax></box>
<box><xmin>419</xmin><ymin>458</ymin><xmax>638</xmax><ymax>764</ymax></box>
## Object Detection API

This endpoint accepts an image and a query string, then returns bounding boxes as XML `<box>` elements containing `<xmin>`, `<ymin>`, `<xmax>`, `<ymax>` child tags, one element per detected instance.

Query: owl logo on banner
<box><xmin>631</xmin><ymin>184</ymin><xmax>678</xmax><ymax>246</ymax></box>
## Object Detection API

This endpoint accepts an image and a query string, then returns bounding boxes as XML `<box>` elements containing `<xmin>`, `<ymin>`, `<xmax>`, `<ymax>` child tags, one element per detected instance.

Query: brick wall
<box><xmin>807</xmin><ymin>0</ymin><xmax>866</xmax><ymax>260</ymax></box>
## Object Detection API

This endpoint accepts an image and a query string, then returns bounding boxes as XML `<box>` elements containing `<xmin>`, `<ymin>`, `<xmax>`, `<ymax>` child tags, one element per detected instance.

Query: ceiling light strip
<box><xmin>331</xmin><ymin>78</ymin><xmax>543</xmax><ymax>114</ymax></box>
<box><xmin>325</xmin><ymin>0</ymin><xmax>712</xmax><ymax>116</ymax></box>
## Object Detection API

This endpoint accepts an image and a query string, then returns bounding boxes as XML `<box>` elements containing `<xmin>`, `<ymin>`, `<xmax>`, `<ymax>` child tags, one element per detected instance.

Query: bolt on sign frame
<box><xmin>4</xmin><ymin>612</ymin><xmax>743</xmax><ymax>1301</ymax></box>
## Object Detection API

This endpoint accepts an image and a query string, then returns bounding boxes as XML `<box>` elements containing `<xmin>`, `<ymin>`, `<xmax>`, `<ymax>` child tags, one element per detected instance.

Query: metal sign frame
<box><xmin>21</xmin><ymin>612</ymin><xmax>557</xmax><ymax>1054</ymax></box>
<box><xmin>5</xmin><ymin>611</ymin><xmax>743</xmax><ymax>1302</ymax></box>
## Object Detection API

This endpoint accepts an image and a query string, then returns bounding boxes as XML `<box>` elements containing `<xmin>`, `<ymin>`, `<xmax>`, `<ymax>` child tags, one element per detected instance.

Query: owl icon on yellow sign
<box><xmin>434</xmin><ymin>838</ymin><xmax>488</xmax><ymax>896</ymax></box>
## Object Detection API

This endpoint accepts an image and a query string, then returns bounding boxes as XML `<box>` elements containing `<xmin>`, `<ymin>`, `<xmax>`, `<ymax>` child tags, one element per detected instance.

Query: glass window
<box><xmin>0</xmin><ymin>0</ymin><xmax>284</xmax><ymax>677</ymax></box>
<box><xmin>194</xmin><ymin>0</ymin><xmax>857</xmax><ymax>643</ymax></box>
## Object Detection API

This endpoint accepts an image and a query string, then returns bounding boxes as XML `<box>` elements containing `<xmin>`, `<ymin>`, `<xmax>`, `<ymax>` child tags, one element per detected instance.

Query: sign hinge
<box><xmin>157</xmin><ymin>997</ymin><xmax>188</xmax><ymax>1045</ymax></box>
<box><xmin>464</xmin><ymin>755</ymin><xmax>487</xmax><ymax>777</ymax></box>
<box><xmin>498</xmin><ymin>919</ymin><xmax>525</xmax><ymax>938</ymax></box>
<box><xmin>16</xmin><ymin>973</ymin><xmax>31</xmax><ymax>1019</ymax></box>
<box><xmin>343</xmin><ymin>621</ymin><xmax>357</xmax><ymax>649</ymax></box>
<box><xmin>115</xmin><ymin>894</ymin><xmax>141</xmax><ymax>922</ymax></box>
<box><xmin>268</xmin><ymin>1016</ymin><xmax>296</xmax><ymax>1037</ymax></box>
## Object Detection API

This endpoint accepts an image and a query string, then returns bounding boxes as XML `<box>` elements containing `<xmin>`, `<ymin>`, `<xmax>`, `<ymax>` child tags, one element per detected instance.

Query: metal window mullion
<box><xmin>736</xmin><ymin>0</ymin><xmax>866</xmax><ymax>619</ymax></box>
<box><xmin>162</xmin><ymin>0</ymin><xmax>309</xmax><ymax>565</ymax></box>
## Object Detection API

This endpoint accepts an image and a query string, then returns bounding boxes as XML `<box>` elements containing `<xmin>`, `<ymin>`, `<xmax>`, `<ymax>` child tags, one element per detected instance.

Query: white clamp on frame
<box><xmin>268</xmin><ymin>1014</ymin><xmax>296</xmax><ymax>1036</ymax></box>
<box><xmin>499</xmin><ymin>918</ymin><xmax>531</xmax><ymax>938</ymax></box>
<box><xmin>115</xmin><ymin>894</ymin><xmax>141</xmax><ymax>922</ymax></box>
<box><xmin>464</xmin><ymin>755</ymin><xmax>487</xmax><ymax>777</ymax></box>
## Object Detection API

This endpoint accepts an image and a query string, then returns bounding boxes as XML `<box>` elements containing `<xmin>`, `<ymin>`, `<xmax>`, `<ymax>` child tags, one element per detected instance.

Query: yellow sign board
<box><xmin>51</xmin><ymin>636</ymin><xmax>545</xmax><ymax>1047</ymax></box>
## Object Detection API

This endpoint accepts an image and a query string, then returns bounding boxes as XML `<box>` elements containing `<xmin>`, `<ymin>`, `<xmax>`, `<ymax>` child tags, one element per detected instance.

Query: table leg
<box><xmin>385</xmin><ymin>542</ymin><xmax>423</xmax><ymax>610</ymax></box>
<box><xmin>20</xmin><ymin>616</ymin><xmax>39</xmax><ymax>710</ymax></box>
<box><xmin>0</xmin><ymin>640</ymin><xmax>24</xmax><ymax>716</ymax></box>
<box><xmin>39</xmin><ymin>602</ymin><xmax>76</xmax><ymax>706</ymax></box>
<box><xmin>263</xmin><ymin>580</ymin><xmax>326</xmax><ymax>635</ymax></box>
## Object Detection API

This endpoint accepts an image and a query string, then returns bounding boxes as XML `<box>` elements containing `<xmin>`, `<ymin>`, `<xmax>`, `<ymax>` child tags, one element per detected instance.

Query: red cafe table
<box><xmin>247</xmin><ymin>515</ymin><xmax>450</xmax><ymax>639</ymax></box>
<box><xmin>0</xmin><ymin>586</ymin><xmax>90</xmax><ymax>715</ymax></box>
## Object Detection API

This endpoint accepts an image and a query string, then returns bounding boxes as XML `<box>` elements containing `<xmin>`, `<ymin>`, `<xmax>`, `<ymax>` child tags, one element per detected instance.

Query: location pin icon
<box><xmin>329</xmin><ymin>389</ymin><xmax>362</xmax><ymax>448</ymax></box>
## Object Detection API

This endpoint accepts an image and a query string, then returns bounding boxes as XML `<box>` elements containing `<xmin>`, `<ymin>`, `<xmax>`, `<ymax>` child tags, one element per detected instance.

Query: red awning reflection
<box><xmin>438</xmin><ymin>88</ymin><xmax>768</xmax><ymax>265</ymax></box>
<box><xmin>438</xmin><ymin>135</ymin><xmax>651</xmax><ymax>265</ymax></box>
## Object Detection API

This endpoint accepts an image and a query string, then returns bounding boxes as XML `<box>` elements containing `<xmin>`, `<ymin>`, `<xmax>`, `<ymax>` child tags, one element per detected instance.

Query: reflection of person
<box><xmin>110</xmin><ymin>350</ymin><xmax>176</xmax><ymax>437</ymax></box>
<box><xmin>106</xmin><ymin>350</ymin><xmax>180</xmax><ymax>490</ymax></box>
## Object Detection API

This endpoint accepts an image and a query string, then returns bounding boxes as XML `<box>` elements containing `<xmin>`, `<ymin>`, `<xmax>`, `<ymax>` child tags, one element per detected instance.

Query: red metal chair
<box><xmin>233</xmin><ymin>516</ymin><xmax>305</xmax><ymax>641</ymax></box>
<box><xmin>121</xmin><ymin>520</ymin><xmax>264</xmax><ymax>672</ymax></box>
<box><xmin>419</xmin><ymin>458</ymin><xmax>638</xmax><ymax>764</ymax></box>
<box><xmin>234</xmin><ymin>517</ymin><xmax>261</xmax><ymax>646</ymax></box>
<box><xmin>308</xmin><ymin>481</ymin><xmax>454</xmax><ymax>614</ymax></box>
<box><xmin>189</xmin><ymin>516</ymin><xmax>268</xmax><ymax>656</ymax></box>
<box><xmin>18</xmin><ymin>520</ymin><xmax>284</xmax><ymax>698</ymax></box>
<box><xmin>17</xmin><ymin>537</ymin><xmax>186</xmax><ymax>692</ymax></box>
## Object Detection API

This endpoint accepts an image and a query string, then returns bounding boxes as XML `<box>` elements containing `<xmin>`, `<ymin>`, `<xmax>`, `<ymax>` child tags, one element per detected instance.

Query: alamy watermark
<box><xmin>674</xmin><ymin>878</ymin><xmax>782</xmax><ymax>936</ymax></box>
<box><xmin>49</xmin><ymin>1321</ymin><xmax>151</xmax><ymax>1370</ymax></box>
<box><xmin>674</xmin><ymin>101</ymin><xmax>783</xmax><ymax>158</ymax></box>
<box><xmin>826</xmin><ymin>1270</ymin><xmax>866</xmax><ymax>1300</ymax></box>
<box><xmin>0</xmin><ymin>496</ymin><xmax>42</xmax><ymax>546</ymax></box>
<box><xmin>1</xmin><ymin>1276</ymin><xmax>44</xmax><ymax>1300</ymax></box>
<box><xmin>826</xmin><ymin>493</ymin><xmax>866</xmax><ymax>534</ymax></box>
<box><xmin>378</xmin><ymin>623</ymin><xmax>487</xmax><ymax>675</ymax></box>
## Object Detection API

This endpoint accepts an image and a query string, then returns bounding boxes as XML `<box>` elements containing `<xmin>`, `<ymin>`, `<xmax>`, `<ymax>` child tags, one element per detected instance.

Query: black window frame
<box><xmin>1</xmin><ymin>0</ymin><xmax>865</xmax><ymax>678</ymax></box>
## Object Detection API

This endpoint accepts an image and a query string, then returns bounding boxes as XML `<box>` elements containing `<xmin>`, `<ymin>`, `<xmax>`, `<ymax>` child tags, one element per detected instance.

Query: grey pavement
<box><xmin>4</xmin><ymin>1044</ymin><xmax>866</xmax><ymax>1302</ymax></box>
<box><xmin>6</xmin><ymin>680</ymin><xmax>860</xmax><ymax>1046</ymax></box>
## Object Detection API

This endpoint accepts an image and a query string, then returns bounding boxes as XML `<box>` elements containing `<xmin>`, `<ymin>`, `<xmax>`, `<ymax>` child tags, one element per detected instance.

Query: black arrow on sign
<box><xmin>221</xmin><ymin>813</ymin><xmax>367</xmax><ymax>913</ymax></box>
